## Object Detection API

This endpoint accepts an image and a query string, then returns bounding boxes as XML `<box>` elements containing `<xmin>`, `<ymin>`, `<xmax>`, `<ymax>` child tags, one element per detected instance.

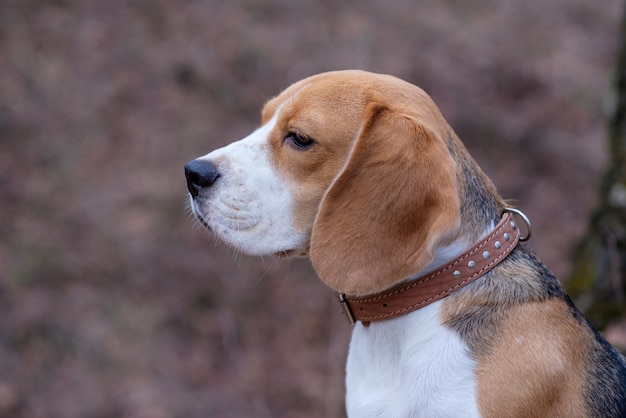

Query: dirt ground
<box><xmin>1</xmin><ymin>0</ymin><xmax>624</xmax><ymax>416</ymax></box>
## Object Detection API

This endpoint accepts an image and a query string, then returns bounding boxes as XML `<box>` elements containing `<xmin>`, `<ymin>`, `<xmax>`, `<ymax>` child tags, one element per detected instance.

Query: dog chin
<box><xmin>206</xmin><ymin>224</ymin><xmax>309</xmax><ymax>259</ymax></box>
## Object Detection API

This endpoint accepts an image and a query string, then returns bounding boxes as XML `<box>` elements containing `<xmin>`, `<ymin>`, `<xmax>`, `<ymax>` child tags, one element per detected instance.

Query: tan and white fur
<box><xmin>185</xmin><ymin>70</ymin><xmax>626</xmax><ymax>417</ymax></box>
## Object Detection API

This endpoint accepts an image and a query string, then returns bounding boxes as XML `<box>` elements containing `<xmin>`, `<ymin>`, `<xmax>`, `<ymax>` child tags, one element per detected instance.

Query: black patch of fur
<box><xmin>445</xmin><ymin>132</ymin><xmax>501</xmax><ymax>229</ymax></box>
<box><xmin>557</xmin><ymin>294</ymin><xmax>626</xmax><ymax>416</ymax></box>
<box><xmin>525</xmin><ymin>252</ymin><xmax>626</xmax><ymax>415</ymax></box>
<box><xmin>514</xmin><ymin>243</ymin><xmax>567</xmax><ymax>298</ymax></box>
<box><xmin>582</xmin><ymin>331</ymin><xmax>626</xmax><ymax>417</ymax></box>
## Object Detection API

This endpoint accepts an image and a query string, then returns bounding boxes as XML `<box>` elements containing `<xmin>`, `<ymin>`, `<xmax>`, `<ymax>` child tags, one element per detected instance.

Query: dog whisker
<box><xmin>255</xmin><ymin>255</ymin><xmax>281</xmax><ymax>286</ymax></box>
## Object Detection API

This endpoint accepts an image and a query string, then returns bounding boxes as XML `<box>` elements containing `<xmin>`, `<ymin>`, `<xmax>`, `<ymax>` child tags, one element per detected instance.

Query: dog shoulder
<box><xmin>442</xmin><ymin>245</ymin><xmax>626</xmax><ymax>416</ymax></box>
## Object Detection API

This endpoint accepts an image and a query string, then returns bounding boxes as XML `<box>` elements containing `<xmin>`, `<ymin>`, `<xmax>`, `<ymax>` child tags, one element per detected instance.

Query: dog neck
<box><xmin>338</xmin><ymin>209</ymin><xmax>529</xmax><ymax>325</ymax></box>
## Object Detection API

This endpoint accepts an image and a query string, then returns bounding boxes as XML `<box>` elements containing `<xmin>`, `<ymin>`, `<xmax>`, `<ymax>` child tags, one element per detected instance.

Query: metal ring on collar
<box><xmin>503</xmin><ymin>207</ymin><xmax>532</xmax><ymax>242</ymax></box>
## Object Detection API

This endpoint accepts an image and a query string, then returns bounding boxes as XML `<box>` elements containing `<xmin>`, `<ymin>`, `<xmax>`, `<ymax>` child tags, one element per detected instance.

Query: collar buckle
<box><xmin>338</xmin><ymin>293</ymin><xmax>356</xmax><ymax>325</ymax></box>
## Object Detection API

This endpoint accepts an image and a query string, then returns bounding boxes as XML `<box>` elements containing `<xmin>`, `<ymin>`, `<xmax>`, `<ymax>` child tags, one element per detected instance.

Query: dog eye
<box><xmin>285</xmin><ymin>132</ymin><xmax>315</xmax><ymax>149</ymax></box>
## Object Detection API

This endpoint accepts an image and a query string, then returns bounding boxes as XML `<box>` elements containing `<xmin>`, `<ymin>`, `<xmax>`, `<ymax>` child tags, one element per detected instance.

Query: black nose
<box><xmin>184</xmin><ymin>159</ymin><xmax>220</xmax><ymax>198</ymax></box>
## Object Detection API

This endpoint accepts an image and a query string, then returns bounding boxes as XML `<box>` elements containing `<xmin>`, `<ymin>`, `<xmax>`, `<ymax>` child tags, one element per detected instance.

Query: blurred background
<box><xmin>1</xmin><ymin>0</ymin><xmax>624</xmax><ymax>416</ymax></box>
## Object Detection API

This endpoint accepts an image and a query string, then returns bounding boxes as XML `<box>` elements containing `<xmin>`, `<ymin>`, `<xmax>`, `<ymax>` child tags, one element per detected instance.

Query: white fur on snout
<box><xmin>190</xmin><ymin>115</ymin><xmax>306</xmax><ymax>255</ymax></box>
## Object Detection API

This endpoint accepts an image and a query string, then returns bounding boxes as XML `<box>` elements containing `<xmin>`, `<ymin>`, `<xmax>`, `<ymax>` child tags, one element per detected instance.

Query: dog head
<box><xmin>185</xmin><ymin>70</ymin><xmax>467</xmax><ymax>295</ymax></box>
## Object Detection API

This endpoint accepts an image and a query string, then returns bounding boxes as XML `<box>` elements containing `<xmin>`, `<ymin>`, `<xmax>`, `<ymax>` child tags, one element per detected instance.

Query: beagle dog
<box><xmin>184</xmin><ymin>70</ymin><xmax>626</xmax><ymax>417</ymax></box>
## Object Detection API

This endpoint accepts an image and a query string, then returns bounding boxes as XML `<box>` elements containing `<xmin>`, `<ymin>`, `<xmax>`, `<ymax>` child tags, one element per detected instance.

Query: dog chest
<box><xmin>344</xmin><ymin>301</ymin><xmax>481</xmax><ymax>417</ymax></box>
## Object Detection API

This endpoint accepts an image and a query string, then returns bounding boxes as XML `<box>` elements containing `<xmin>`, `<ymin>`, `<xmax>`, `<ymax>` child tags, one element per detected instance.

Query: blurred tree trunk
<box><xmin>567</xmin><ymin>5</ymin><xmax>626</xmax><ymax>331</ymax></box>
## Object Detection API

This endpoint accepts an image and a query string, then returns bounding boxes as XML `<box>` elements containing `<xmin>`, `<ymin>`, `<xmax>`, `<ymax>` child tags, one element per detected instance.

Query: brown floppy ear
<box><xmin>309</xmin><ymin>104</ymin><xmax>461</xmax><ymax>295</ymax></box>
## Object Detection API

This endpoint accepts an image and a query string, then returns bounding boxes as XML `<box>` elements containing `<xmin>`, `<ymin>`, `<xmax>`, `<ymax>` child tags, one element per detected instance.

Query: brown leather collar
<box><xmin>338</xmin><ymin>209</ymin><xmax>530</xmax><ymax>325</ymax></box>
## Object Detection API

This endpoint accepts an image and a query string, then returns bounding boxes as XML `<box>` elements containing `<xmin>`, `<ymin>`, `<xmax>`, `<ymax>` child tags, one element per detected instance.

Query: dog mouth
<box><xmin>190</xmin><ymin>197</ymin><xmax>310</xmax><ymax>258</ymax></box>
<box><xmin>188</xmin><ymin>199</ymin><xmax>210</xmax><ymax>230</ymax></box>
<box><xmin>192</xmin><ymin>210</ymin><xmax>305</xmax><ymax>258</ymax></box>
<box><xmin>277</xmin><ymin>247</ymin><xmax>309</xmax><ymax>258</ymax></box>
<box><xmin>195</xmin><ymin>213</ymin><xmax>212</xmax><ymax>231</ymax></box>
